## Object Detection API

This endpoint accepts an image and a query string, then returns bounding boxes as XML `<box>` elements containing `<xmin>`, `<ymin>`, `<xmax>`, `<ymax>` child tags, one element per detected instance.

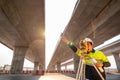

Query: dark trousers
<box><xmin>85</xmin><ymin>65</ymin><xmax>106</xmax><ymax>80</ymax></box>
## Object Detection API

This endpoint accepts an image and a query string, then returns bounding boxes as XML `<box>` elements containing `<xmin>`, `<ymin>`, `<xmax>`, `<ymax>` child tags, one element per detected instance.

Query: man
<box><xmin>61</xmin><ymin>36</ymin><xmax>111</xmax><ymax>80</ymax></box>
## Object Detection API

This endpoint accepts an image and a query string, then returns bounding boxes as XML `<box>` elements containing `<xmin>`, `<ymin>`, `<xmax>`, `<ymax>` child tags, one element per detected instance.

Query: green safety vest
<box><xmin>76</xmin><ymin>49</ymin><xmax>109</xmax><ymax>65</ymax></box>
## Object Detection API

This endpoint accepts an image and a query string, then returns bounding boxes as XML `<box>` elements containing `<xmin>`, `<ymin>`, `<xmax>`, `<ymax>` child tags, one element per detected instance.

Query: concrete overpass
<box><xmin>0</xmin><ymin>0</ymin><xmax>45</xmax><ymax>73</ymax></box>
<box><xmin>48</xmin><ymin>0</ymin><xmax>120</xmax><ymax>73</ymax></box>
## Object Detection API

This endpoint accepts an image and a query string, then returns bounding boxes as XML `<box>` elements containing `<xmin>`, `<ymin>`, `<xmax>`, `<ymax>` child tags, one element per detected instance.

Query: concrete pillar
<box><xmin>51</xmin><ymin>65</ymin><xmax>55</xmax><ymax>71</ymax></box>
<box><xmin>74</xmin><ymin>53</ymin><xmax>80</xmax><ymax>73</ymax></box>
<box><xmin>56</xmin><ymin>62</ymin><xmax>61</xmax><ymax>71</ymax></box>
<box><xmin>39</xmin><ymin>65</ymin><xmax>43</xmax><ymax>70</ymax></box>
<box><xmin>48</xmin><ymin>65</ymin><xmax>55</xmax><ymax>72</ymax></box>
<box><xmin>34</xmin><ymin>62</ymin><xmax>39</xmax><ymax>71</ymax></box>
<box><xmin>10</xmin><ymin>46</ymin><xmax>28</xmax><ymax>74</ymax></box>
<box><xmin>113</xmin><ymin>53</ymin><xmax>120</xmax><ymax>72</ymax></box>
<box><xmin>65</xmin><ymin>65</ymin><xmax>67</xmax><ymax>70</ymax></box>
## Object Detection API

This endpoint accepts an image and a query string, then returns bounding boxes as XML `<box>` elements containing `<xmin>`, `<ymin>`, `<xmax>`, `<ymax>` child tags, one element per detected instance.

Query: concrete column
<box><xmin>10</xmin><ymin>46</ymin><xmax>28</xmax><ymax>74</ymax></box>
<box><xmin>56</xmin><ymin>62</ymin><xmax>61</xmax><ymax>71</ymax></box>
<box><xmin>34</xmin><ymin>62</ymin><xmax>39</xmax><ymax>71</ymax></box>
<box><xmin>51</xmin><ymin>65</ymin><xmax>55</xmax><ymax>71</ymax></box>
<box><xmin>65</xmin><ymin>65</ymin><xmax>67</xmax><ymax>70</ymax></box>
<box><xmin>74</xmin><ymin>53</ymin><xmax>80</xmax><ymax>73</ymax></box>
<box><xmin>39</xmin><ymin>65</ymin><xmax>43</xmax><ymax>70</ymax></box>
<box><xmin>113</xmin><ymin>53</ymin><xmax>120</xmax><ymax>72</ymax></box>
<box><xmin>48</xmin><ymin>65</ymin><xmax>55</xmax><ymax>72</ymax></box>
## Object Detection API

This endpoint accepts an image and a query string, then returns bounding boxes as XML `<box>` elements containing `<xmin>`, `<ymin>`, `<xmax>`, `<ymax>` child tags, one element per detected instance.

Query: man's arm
<box><xmin>103</xmin><ymin>62</ymin><xmax>111</xmax><ymax>67</ymax></box>
<box><xmin>97</xmin><ymin>50</ymin><xmax>111</xmax><ymax>67</ymax></box>
<box><xmin>61</xmin><ymin>36</ymin><xmax>77</xmax><ymax>53</ymax></box>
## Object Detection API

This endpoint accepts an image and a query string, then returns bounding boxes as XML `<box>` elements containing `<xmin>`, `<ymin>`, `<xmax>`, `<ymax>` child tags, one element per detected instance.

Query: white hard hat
<box><xmin>83</xmin><ymin>38</ymin><xmax>93</xmax><ymax>44</ymax></box>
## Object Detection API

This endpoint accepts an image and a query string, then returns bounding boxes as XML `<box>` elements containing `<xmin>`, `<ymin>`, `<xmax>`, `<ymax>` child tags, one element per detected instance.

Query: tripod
<box><xmin>76</xmin><ymin>55</ymin><xmax>105</xmax><ymax>80</ymax></box>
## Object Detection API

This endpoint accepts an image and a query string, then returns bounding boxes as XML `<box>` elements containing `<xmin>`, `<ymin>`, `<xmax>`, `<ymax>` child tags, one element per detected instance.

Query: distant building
<box><xmin>3</xmin><ymin>64</ymin><xmax>11</xmax><ymax>70</ymax></box>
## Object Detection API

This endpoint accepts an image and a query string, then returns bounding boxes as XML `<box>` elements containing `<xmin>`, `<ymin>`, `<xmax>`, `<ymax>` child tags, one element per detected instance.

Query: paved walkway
<box><xmin>0</xmin><ymin>73</ymin><xmax>76</xmax><ymax>80</ymax></box>
<box><xmin>39</xmin><ymin>73</ymin><xmax>75</xmax><ymax>80</ymax></box>
<box><xmin>0</xmin><ymin>73</ymin><xmax>120</xmax><ymax>80</ymax></box>
<box><xmin>0</xmin><ymin>75</ymin><xmax>40</xmax><ymax>80</ymax></box>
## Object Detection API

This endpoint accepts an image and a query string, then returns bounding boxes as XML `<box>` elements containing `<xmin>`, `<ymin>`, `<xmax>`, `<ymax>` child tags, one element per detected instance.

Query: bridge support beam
<box><xmin>56</xmin><ymin>62</ymin><xmax>61</xmax><ymax>71</ymax></box>
<box><xmin>65</xmin><ymin>65</ymin><xmax>67</xmax><ymax>70</ymax></box>
<box><xmin>51</xmin><ymin>65</ymin><xmax>55</xmax><ymax>71</ymax></box>
<box><xmin>10</xmin><ymin>46</ymin><xmax>28</xmax><ymax>74</ymax></box>
<box><xmin>39</xmin><ymin>65</ymin><xmax>43</xmax><ymax>70</ymax></box>
<box><xmin>34</xmin><ymin>62</ymin><xmax>39</xmax><ymax>71</ymax></box>
<box><xmin>47</xmin><ymin>65</ymin><xmax>55</xmax><ymax>72</ymax></box>
<box><xmin>113</xmin><ymin>53</ymin><xmax>120</xmax><ymax>72</ymax></box>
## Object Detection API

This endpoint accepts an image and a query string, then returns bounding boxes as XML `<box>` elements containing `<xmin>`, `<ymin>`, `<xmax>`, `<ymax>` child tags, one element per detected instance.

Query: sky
<box><xmin>45</xmin><ymin>0</ymin><xmax>78</xmax><ymax>68</ymax></box>
<box><xmin>0</xmin><ymin>0</ymin><xmax>118</xmax><ymax>70</ymax></box>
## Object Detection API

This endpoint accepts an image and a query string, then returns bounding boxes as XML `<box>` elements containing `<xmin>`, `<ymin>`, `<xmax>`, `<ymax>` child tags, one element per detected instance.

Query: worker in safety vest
<box><xmin>61</xmin><ymin>36</ymin><xmax>111</xmax><ymax>80</ymax></box>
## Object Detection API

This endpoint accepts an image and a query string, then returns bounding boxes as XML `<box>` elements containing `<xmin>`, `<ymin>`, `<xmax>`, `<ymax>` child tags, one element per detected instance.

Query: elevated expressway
<box><xmin>0</xmin><ymin>0</ymin><xmax>45</xmax><ymax>73</ymax></box>
<box><xmin>48</xmin><ymin>0</ymin><xmax>120</xmax><ymax>72</ymax></box>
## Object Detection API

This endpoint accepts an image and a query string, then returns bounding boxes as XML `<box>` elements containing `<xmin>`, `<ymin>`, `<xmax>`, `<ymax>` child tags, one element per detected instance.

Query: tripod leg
<box><xmin>80</xmin><ymin>59</ymin><xmax>86</xmax><ymax>80</ymax></box>
<box><xmin>82</xmin><ymin>63</ymin><xmax>86</xmax><ymax>80</ymax></box>
<box><xmin>76</xmin><ymin>57</ymin><xmax>86</xmax><ymax>80</ymax></box>
<box><xmin>91</xmin><ymin>63</ymin><xmax>105</xmax><ymax>80</ymax></box>
<box><xmin>76</xmin><ymin>58</ymin><xmax>82</xmax><ymax>80</ymax></box>
<box><xmin>78</xmin><ymin>59</ymin><xmax>84</xmax><ymax>80</ymax></box>
<box><xmin>78</xmin><ymin>61</ymin><xmax>83</xmax><ymax>80</ymax></box>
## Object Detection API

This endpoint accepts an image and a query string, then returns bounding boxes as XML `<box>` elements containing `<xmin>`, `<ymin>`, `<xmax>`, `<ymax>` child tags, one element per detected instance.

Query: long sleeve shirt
<box><xmin>67</xmin><ymin>41</ymin><xmax>111</xmax><ymax>67</ymax></box>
